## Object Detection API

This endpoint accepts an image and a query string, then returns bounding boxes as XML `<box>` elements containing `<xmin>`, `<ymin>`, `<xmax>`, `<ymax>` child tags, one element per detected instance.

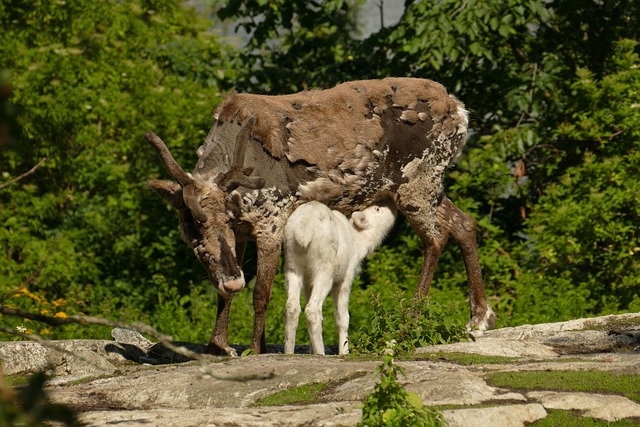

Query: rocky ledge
<box><xmin>1</xmin><ymin>313</ymin><xmax>639</xmax><ymax>426</ymax></box>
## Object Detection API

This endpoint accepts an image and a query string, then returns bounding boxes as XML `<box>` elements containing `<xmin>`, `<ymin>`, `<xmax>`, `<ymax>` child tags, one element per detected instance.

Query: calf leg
<box><xmin>332</xmin><ymin>277</ymin><xmax>353</xmax><ymax>355</ymax></box>
<box><xmin>284</xmin><ymin>268</ymin><xmax>303</xmax><ymax>354</ymax></box>
<box><xmin>304</xmin><ymin>272</ymin><xmax>333</xmax><ymax>355</ymax></box>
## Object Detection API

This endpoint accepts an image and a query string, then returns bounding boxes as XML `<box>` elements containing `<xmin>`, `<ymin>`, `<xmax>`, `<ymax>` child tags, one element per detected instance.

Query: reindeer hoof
<box><xmin>204</xmin><ymin>342</ymin><xmax>238</xmax><ymax>357</ymax></box>
<box><xmin>467</xmin><ymin>307</ymin><xmax>497</xmax><ymax>336</ymax></box>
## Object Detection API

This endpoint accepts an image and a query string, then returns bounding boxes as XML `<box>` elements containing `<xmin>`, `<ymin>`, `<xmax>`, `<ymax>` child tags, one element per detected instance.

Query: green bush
<box><xmin>507</xmin><ymin>40</ymin><xmax>640</xmax><ymax>324</ymax></box>
<box><xmin>351</xmin><ymin>293</ymin><xmax>469</xmax><ymax>356</ymax></box>
<box><xmin>0</xmin><ymin>0</ymin><xmax>238</xmax><ymax>340</ymax></box>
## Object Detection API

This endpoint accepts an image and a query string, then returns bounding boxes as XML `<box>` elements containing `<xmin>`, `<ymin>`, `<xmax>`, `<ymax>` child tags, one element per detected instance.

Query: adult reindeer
<box><xmin>145</xmin><ymin>78</ymin><xmax>496</xmax><ymax>356</ymax></box>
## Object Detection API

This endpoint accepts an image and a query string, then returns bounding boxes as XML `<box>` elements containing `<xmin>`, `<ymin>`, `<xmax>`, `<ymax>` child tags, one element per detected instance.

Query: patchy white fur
<box><xmin>283</xmin><ymin>202</ymin><xmax>396</xmax><ymax>355</ymax></box>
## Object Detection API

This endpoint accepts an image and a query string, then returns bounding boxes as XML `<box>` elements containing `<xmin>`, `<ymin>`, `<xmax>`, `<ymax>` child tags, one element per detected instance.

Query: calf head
<box><xmin>144</xmin><ymin>119</ymin><xmax>263</xmax><ymax>296</ymax></box>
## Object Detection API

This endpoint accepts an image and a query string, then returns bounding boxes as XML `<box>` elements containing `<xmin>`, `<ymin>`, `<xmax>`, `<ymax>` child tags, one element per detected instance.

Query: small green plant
<box><xmin>358</xmin><ymin>341</ymin><xmax>447</xmax><ymax>427</ymax></box>
<box><xmin>241</xmin><ymin>348</ymin><xmax>256</xmax><ymax>357</ymax></box>
<box><xmin>351</xmin><ymin>293</ymin><xmax>469</xmax><ymax>356</ymax></box>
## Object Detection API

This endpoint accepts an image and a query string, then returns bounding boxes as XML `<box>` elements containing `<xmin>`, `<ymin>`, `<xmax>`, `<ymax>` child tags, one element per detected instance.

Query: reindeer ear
<box><xmin>147</xmin><ymin>179</ymin><xmax>184</xmax><ymax>209</ymax></box>
<box><xmin>351</xmin><ymin>211</ymin><xmax>370</xmax><ymax>230</ymax></box>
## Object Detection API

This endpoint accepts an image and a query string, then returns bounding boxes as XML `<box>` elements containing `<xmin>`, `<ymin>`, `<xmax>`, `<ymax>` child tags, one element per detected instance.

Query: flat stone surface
<box><xmin>1</xmin><ymin>312</ymin><xmax>639</xmax><ymax>426</ymax></box>
<box><xmin>528</xmin><ymin>391</ymin><xmax>640</xmax><ymax>422</ymax></box>
<box><xmin>443</xmin><ymin>403</ymin><xmax>548</xmax><ymax>427</ymax></box>
<box><xmin>0</xmin><ymin>340</ymin><xmax>124</xmax><ymax>376</ymax></box>
<box><xmin>415</xmin><ymin>337</ymin><xmax>559</xmax><ymax>358</ymax></box>
<box><xmin>80</xmin><ymin>404</ymin><xmax>363</xmax><ymax>427</ymax></box>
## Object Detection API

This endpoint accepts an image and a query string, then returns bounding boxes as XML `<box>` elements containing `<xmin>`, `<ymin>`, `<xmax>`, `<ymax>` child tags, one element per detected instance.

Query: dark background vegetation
<box><xmin>1</xmin><ymin>0</ymin><xmax>638</xmax><ymax>346</ymax></box>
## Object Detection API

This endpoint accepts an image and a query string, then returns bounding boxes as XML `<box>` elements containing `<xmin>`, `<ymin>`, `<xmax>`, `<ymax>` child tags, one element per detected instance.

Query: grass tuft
<box><xmin>253</xmin><ymin>382</ymin><xmax>329</xmax><ymax>406</ymax></box>
<box><xmin>530</xmin><ymin>409</ymin><xmax>640</xmax><ymax>426</ymax></box>
<box><xmin>412</xmin><ymin>351</ymin><xmax>520</xmax><ymax>365</ymax></box>
<box><xmin>486</xmin><ymin>370</ymin><xmax>640</xmax><ymax>403</ymax></box>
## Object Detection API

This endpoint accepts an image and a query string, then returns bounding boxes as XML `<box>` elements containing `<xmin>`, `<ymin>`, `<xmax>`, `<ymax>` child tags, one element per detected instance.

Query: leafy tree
<box><xmin>0</xmin><ymin>0</ymin><xmax>238</xmax><ymax>340</ymax></box>
<box><xmin>217</xmin><ymin>0</ymin><xmax>365</xmax><ymax>93</ymax></box>
<box><xmin>508</xmin><ymin>40</ymin><xmax>640</xmax><ymax>322</ymax></box>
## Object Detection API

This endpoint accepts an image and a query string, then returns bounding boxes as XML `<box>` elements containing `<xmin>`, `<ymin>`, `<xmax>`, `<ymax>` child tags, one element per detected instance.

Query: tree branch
<box><xmin>0</xmin><ymin>157</ymin><xmax>47</xmax><ymax>190</ymax></box>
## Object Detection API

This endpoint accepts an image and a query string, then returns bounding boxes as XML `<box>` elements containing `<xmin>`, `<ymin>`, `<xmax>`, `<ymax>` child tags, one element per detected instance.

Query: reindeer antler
<box><xmin>145</xmin><ymin>131</ymin><xmax>193</xmax><ymax>187</ymax></box>
<box><xmin>216</xmin><ymin>117</ymin><xmax>266</xmax><ymax>192</ymax></box>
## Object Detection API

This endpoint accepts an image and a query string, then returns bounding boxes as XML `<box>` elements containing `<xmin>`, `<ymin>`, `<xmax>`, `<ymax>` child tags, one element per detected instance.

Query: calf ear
<box><xmin>351</xmin><ymin>211</ymin><xmax>370</xmax><ymax>230</ymax></box>
<box><xmin>147</xmin><ymin>179</ymin><xmax>184</xmax><ymax>210</ymax></box>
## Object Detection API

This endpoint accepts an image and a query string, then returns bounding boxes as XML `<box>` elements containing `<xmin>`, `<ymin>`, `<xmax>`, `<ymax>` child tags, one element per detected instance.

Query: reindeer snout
<box><xmin>220</xmin><ymin>276</ymin><xmax>245</xmax><ymax>294</ymax></box>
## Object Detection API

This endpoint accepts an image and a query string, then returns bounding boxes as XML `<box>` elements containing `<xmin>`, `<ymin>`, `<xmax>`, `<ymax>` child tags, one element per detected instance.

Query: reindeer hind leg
<box><xmin>442</xmin><ymin>197</ymin><xmax>496</xmax><ymax>333</ymax></box>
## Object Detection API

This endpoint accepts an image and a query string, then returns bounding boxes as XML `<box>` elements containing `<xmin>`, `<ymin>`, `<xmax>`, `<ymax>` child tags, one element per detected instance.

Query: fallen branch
<box><xmin>0</xmin><ymin>304</ymin><xmax>274</xmax><ymax>382</ymax></box>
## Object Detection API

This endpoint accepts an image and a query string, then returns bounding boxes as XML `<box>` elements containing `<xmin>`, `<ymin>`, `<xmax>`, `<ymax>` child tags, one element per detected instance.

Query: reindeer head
<box><xmin>145</xmin><ymin>118</ymin><xmax>264</xmax><ymax>296</ymax></box>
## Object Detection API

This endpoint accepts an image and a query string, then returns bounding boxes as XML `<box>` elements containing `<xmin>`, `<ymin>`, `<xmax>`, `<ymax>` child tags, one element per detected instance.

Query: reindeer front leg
<box><xmin>396</xmin><ymin>180</ymin><xmax>448</xmax><ymax>301</ymax></box>
<box><xmin>205</xmin><ymin>241</ymin><xmax>247</xmax><ymax>357</ymax></box>
<box><xmin>205</xmin><ymin>293</ymin><xmax>236</xmax><ymax>356</ymax></box>
<box><xmin>250</xmin><ymin>237</ymin><xmax>282</xmax><ymax>354</ymax></box>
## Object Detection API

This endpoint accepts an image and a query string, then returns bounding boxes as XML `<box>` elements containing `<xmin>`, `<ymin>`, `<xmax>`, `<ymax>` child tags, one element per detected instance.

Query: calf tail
<box><xmin>291</xmin><ymin>217</ymin><xmax>315</xmax><ymax>249</ymax></box>
<box><xmin>287</xmin><ymin>203</ymin><xmax>333</xmax><ymax>250</ymax></box>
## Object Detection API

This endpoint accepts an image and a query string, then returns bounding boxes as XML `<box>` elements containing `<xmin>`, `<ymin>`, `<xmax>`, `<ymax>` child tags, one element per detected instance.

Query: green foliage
<box><xmin>358</xmin><ymin>343</ymin><xmax>447</xmax><ymax>427</ymax></box>
<box><xmin>0</xmin><ymin>0</ymin><xmax>238</xmax><ymax>340</ymax></box>
<box><xmin>0</xmin><ymin>372</ymin><xmax>79</xmax><ymax>426</ymax></box>
<box><xmin>147</xmin><ymin>280</ymin><xmax>218</xmax><ymax>343</ymax></box>
<box><xmin>351</xmin><ymin>293</ymin><xmax>469</xmax><ymax>356</ymax></box>
<box><xmin>505</xmin><ymin>39</ymin><xmax>640</xmax><ymax>323</ymax></box>
<box><xmin>218</xmin><ymin>0</ymin><xmax>365</xmax><ymax>93</ymax></box>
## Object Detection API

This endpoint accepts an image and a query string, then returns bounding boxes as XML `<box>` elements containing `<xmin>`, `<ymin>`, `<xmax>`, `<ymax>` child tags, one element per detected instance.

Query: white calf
<box><xmin>283</xmin><ymin>201</ymin><xmax>396</xmax><ymax>355</ymax></box>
